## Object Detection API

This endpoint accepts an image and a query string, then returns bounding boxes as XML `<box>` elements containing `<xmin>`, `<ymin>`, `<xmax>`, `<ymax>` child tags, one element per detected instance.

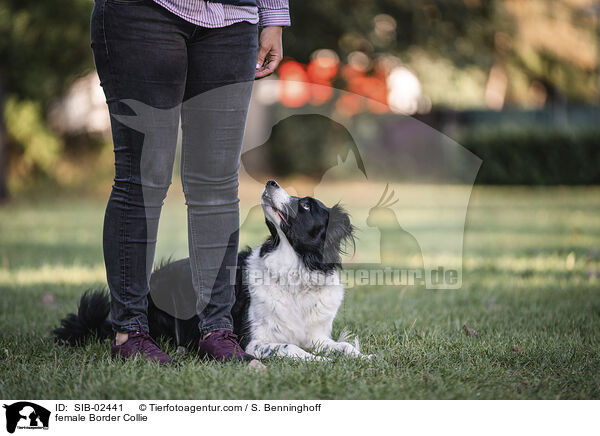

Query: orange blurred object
<box><xmin>307</xmin><ymin>57</ymin><xmax>337</xmax><ymax>105</ymax></box>
<box><xmin>307</xmin><ymin>58</ymin><xmax>338</xmax><ymax>83</ymax></box>
<box><xmin>336</xmin><ymin>93</ymin><xmax>364</xmax><ymax>116</ymax></box>
<box><xmin>341</xmin><ymin>64</ymin><xmax>389</xmax><ymax>112</ymax></box>
<box><xmin>310</xmin><ymin>83</ymin><xmax>334</xmax><ymax>106</ymax></box>
<box><xmin>348</xmin><ymin>76</ymin><xmax>387</xmax><ymax>104</ymax></box>
<box><xmin>277</xmin><ymin>58</ymin><xmax>389</xmax><ymax>112</ymax></box>
<box><xmin>278</xmin><ymin>61</ymin><xmax>311</xmax><ymax>107</ymax></box>
<box><xmin>340</xmin><ymin>64</ymin><xmax>364</xmax><ymax>82</ymax></box>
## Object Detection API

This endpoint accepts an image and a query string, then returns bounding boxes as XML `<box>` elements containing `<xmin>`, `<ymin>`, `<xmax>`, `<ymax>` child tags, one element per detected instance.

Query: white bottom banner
<box><xmin>0</xmin><ymin>400</ymin><xmax>597</xmax><ymax>436</ymax></box>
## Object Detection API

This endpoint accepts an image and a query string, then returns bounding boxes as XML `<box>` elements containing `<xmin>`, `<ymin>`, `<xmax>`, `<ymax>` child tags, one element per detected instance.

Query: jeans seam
<box><xmin>181</xmin><ymin>134</ymin><xmax>206</xmax><ymax>318</ymax></box>
<box><xmin>101</xmin><ymin>1</ymin><xmax>110</xmax><ymax>61</ymax></box>
<box><xmin>123</xmin><ymin>152</ymin><xmax>132</xmax><ymax>308</ymax></box>
<box><xmin>103</xmin><ymin>1</ymin><xmax>124</xmax><ymax>308</ymax></box>
<box><xmin>103</xmin><ymin>0</ymin><xmax>135</xmax><ymax>320</ymax></box>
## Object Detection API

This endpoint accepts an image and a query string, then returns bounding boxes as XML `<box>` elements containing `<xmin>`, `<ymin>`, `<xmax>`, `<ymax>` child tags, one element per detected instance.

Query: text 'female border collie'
<box><xmin>54</xmin><ymin>180</ymin><xmax>371</xmax><ymax>360</ymax></box>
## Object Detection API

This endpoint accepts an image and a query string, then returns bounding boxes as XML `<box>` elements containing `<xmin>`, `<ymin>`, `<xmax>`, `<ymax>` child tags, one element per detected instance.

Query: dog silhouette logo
<box><xmin>3</xmin><ymin>402</ymin><xmax>50</xmax><ymax>433</ymax></box>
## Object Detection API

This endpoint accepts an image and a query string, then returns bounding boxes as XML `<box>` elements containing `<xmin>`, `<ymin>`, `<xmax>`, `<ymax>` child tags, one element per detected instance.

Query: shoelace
<box><xmin>214</xmin><ymin>330</ymin><xmax>243</xmax><ymax>352</ymax></box>
<box><xmin>132</xmin><ymin>323</ymin><xmax>166</xmax><ymax>358</ymax></box>
<box><xmin>136</xmin><ymin>332</ymin><xmax>164</xmax><ymax>356</ymax></box>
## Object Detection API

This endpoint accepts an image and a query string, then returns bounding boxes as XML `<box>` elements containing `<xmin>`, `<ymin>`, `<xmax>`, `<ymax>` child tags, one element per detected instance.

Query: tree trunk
<box><xmin>0</xmin><ymin>71</ymin><xmax>8</xmax><ymax>202</ymax></box>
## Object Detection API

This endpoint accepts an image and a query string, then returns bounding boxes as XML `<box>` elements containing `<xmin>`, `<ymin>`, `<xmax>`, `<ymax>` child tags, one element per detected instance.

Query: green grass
<box><xmin>0</xmin><ymin>185</ymin><xmax>599</xmax><ymax>399</ymax></box>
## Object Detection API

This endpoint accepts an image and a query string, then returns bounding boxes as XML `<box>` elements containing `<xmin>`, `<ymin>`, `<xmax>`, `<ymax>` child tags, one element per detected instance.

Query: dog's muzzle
<box><xmin>262</xmin><ymin>180</ymin><xmax>290</xmax><ymax>225</ymax></box>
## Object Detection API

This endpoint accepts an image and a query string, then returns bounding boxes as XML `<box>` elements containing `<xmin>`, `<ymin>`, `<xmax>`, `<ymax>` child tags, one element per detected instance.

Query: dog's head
<box><xmin>261</xmin><ymin>180</ymin><xmax>355</xmax><ymax>272</ymax></box>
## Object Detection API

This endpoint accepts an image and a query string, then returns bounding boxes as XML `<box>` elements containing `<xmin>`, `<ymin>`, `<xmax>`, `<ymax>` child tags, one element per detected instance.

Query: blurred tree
<box><xmin>502</xmin><ymin>0</ymin><xmax>598</xmax><ymax>105</ymax></box>
<box><xmin>286</xmin><ymin>0</ymin><xmax>598</xmax><ymax>108</ymax></box>
<box><xmin>0</xmin><ymin>0</ymin><xmax>597</xmax><ymax>199</ymax></box>
<box><xmin>286</xmin><ymin>1</ymin><xmax>503</xmax><ymax>69</ymax></box>
<box><xmin>0</xmin><ymin>0</ymin><xmax>94</xmax><ymax>200</ymax></box>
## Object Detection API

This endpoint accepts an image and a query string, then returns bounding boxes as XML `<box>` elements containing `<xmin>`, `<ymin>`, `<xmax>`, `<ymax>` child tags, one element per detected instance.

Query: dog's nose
<box><xmin>266</xmin><ymin>180</ymin><xmax>279</xmax><ymax>189</ymax></box>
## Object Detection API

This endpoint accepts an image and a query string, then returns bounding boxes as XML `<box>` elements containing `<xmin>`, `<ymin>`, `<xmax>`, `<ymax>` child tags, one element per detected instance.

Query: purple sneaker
<box><xmin>111</xmin><ymin>330</ymin><xmax>177</xmax><ymax>366</ymax></box>
<box><xmin>197</xmin><ymin>329</ymin><xmax>255</xmax><ymax>362</ymax></box>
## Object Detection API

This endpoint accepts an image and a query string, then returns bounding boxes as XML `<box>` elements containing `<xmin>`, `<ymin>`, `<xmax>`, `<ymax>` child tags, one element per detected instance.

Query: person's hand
<box><xmin>255</xmin><ymin>26</ymin><xmax>283</xmax><ymax>79</ymax></box>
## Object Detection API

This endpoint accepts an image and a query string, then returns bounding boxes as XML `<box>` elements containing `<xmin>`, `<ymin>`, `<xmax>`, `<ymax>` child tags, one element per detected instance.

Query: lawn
<box><xmin>0</xmin><ymin>184</ymin><xmax>599</xmax><ymax>399</ymax></box>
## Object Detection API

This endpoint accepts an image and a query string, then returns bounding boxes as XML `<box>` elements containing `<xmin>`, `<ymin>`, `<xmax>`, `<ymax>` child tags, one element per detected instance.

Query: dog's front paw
<box><xmin>306</xmin><ymin>354</ymin><xmax>330</xmax><ymax>362</ymax></box>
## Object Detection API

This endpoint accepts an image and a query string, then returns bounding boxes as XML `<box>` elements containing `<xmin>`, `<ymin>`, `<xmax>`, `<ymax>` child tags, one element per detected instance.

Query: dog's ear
<box><xmin>323</xmin><ymin>204</ymin><xmax>355</xmax><ymax>266</ymax></box>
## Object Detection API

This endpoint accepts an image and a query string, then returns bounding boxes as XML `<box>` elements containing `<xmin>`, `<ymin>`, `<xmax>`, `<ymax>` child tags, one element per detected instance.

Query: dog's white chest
<box><xmin>245</xmin><ymin>249</ymin><xmax>344</xmax><ymax>348</ymax></box>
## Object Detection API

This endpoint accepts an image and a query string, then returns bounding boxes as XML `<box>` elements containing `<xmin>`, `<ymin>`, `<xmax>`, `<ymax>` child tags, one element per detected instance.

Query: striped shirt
<box><xmin>151</xmin><ymin>0</ymin><xmax>291</xmax><ymax>28</ymax></box>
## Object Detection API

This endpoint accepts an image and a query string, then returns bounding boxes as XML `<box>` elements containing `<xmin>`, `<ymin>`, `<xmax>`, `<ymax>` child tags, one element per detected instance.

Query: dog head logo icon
<box><xmin>3</xmin><ymin>402</ymin><xmax>50</xmax><ymax>433</ymax></box>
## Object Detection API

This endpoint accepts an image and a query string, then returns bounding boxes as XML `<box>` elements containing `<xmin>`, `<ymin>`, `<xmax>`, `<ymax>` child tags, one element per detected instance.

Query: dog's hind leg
<box><xmin>246</xmin><ymin>341</ymin><xmax>327</xmax><ymax>361</ymax></box>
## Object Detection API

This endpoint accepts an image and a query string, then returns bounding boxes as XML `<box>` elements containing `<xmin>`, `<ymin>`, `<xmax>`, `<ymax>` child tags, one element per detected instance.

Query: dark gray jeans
<box><xmin>91</xmin><ymin>0</ymin><xmax>258</xmax><ymax>335</ymax></box>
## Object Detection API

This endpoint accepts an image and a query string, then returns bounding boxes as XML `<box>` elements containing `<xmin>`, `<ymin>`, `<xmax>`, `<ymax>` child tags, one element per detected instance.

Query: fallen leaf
<box><xmin>462</xmin><ymin>324</ymin><xmax>478</xmax><ymax>336</ymax></box>
<box><xmin>41</xmin><ymin>292</ymin><xmax>55</xmax><ymax>306</ymax></box>
<box><xmin>248</xmin><ymin>359</ymin><xmax>267</xmax><ymax>372</ymax></box>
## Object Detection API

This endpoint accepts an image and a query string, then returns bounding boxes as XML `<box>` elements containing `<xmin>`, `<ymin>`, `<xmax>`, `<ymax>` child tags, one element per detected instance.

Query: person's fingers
<box><xmin>268</xmin><ymin>54</ymin><xmax>283</xmax><ymax>72</ymax></box>
<box><xmin>255</xmin><ymin>58</ymin><xmax>279</xmax><ymax>78</ymax></box>
<box><xmin>255</xmin><ymin>63</ymin><xmax>274</xmax><ymax>78</ymax></box>
<box><xmin>255</xmin><ymin>69</ymin><xmax>269</xmax><ymax>78</ymax></box>
<box><xmin>256</xmin><ymin>45</ymin><xmax>269</xmax><ymax>71</ymax></box>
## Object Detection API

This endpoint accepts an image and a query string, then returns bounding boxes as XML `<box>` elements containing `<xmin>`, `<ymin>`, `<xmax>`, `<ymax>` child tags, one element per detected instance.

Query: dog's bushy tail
<box><xmin>338</xmin><ymin>327</ymin><xmax>360</xmax><ymax>353</ymax></box>
<box><xmin>53</xmin><ymin>290</ymin><xmax>112</xmax><ymax>346</ymax></box>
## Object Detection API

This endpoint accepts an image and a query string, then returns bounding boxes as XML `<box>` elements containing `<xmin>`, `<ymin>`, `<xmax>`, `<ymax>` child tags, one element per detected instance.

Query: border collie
<box><xmin>54</xmin><ymin>180</ymin><xmax>370</xmax><ymax>360</ymax></box>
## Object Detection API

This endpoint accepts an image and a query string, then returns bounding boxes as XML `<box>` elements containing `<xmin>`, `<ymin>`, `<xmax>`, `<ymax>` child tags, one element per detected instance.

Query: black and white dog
<box><xmin>54</xmin><ymin>180</ymin><xmax>369</xmax><ymax>360</ymax></box>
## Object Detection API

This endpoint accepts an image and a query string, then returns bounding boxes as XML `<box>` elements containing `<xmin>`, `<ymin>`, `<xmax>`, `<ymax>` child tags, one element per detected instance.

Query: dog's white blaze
<box><xmin>261</xmin><ymin>184</ymin><xmax>291</xmax><ymax>226</ymax></box>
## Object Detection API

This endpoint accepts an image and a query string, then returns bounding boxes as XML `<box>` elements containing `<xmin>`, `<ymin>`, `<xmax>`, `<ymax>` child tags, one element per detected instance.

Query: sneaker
<box><xmin>111</xmin><ymin>330</ymin><xmax>177</xmax><ymax>366</ymax></box>
<box><xmin>197</xmin><ymin>329</ymin><xmax>255</xmax><ymax>362</ymax></box>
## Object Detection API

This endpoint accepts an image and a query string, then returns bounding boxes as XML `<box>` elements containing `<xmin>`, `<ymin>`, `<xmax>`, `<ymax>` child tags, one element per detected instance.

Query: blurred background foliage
<box><xmin>286</xmin><ymin>0</ymin><xmax>598</xmax><ymax>106</ymax></box>
<box><xmin>0</xmin><ymin>0</ymin><xmax>599</xmax><ymax>200</ymax></box>
<box><xmin>0</xmin><ymin>0</ymin><xmax>95</xmax><ymax>198</ymax></box>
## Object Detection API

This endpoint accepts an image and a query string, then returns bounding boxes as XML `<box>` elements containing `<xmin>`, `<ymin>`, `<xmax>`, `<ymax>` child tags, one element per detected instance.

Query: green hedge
<box><xmin>247</xmin><ymin>115</ymin><xmax>600</xmax><ymax>185</ymax></box>
<box><xmin>460</xmin><ymin>126</ymin><xmax>600</xmax><ymax>185</ymax></box>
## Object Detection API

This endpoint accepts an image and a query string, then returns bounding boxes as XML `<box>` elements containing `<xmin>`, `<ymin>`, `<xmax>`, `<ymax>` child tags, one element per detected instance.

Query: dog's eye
<box><xmin>300</xmin><ymin>201</ymin><xmax>310</xmax><ymax>211</ymax></box>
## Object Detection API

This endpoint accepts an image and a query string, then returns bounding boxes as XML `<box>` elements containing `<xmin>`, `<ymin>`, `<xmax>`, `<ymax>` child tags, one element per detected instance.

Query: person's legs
<box><xmin>180</xmin><ymin>22</ymin><xmax>258</xmax><ymax>343</ymax></box>
<box><xmin>91</xmin><ymin>0</ymin><xmax>191</xmax><ymax>352</ymax></box>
